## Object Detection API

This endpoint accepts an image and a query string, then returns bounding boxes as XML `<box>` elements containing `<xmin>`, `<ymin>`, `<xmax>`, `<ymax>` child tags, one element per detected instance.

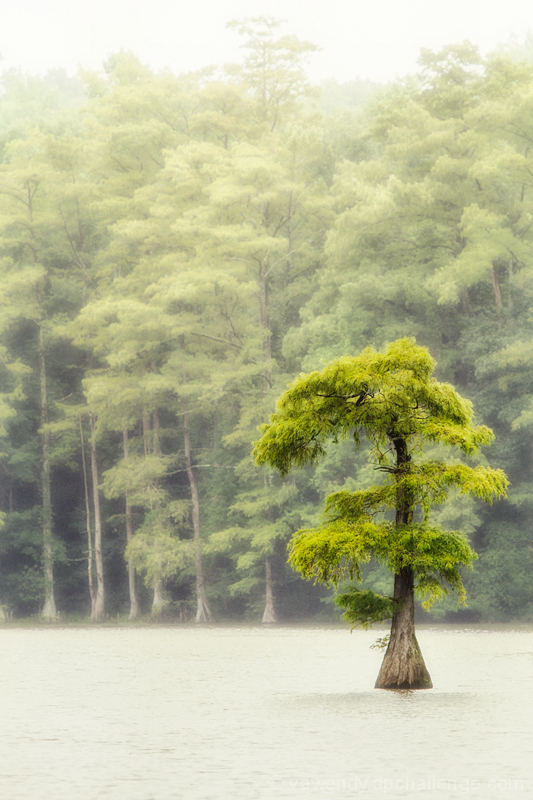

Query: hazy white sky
<box><xmin>1</xmin><ymin>0</ymin><xmax>531</xmax><ymax>84</ymax></box>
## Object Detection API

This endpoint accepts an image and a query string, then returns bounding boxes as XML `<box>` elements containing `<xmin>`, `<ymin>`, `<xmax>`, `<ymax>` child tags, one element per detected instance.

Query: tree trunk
<box><xmin>79</xmin><ymin>418</ymin><xmax>96</xmax><ymax>617</ymax></box>
<box><xmin>375</xmin><ymin>434</ymin><xmax>432</xmax><ymax>690</ymax></box>
<box><xmin>491</xmin><ymin>264</ymin><xmax>504</xmax><ymax>326</ymax></box>
<box><xmin>184</xmin><ymin>406</ymin><xmax>213</xmax><ymax>623</ymax></box>
<box><xmin>259</xmin><ymin>267</ymin><xmax>272</xmax><ymax>387</ymax></box>
<box><xmin>152</xmin><ymin>407</ymin><xmax>160</xmax><ymax>456</ymax></box>
<box><xmin>123</xmin><ymin>429</ymin><xmax>140</xmax><ymax>619</ymax></box>
<box><xmin>261</xmin><ymin>556</ymin><xmax>276</xmax><ymax>623</ymax></box>
<box><xmin>508</xmin><ymin>261</ymin><xmax>514</xmax><ymax>314</ymax></box>
<box><xmin>38</xmin><ymin>320</ymin><xmax>56</xmax><ymax>621</ymax></box>
<box><xmin>152</xmin><ymin>578</ymin><xmax>166</xmax><ymax>609</ymax></box>
<box><xmin>90</xmin><ymin>413</ymin><xmax>105</xmax><ymax>620</ymax></box>
<box><xmin>142</xmin><ymin>411</ymin><xmax>151</xmax><ymax>456</ymax></box>
<box><xmin>143</xmin><ymin>406</ymin><xmax>168</xmax><ymax>617</ymax></box>
<box><xmin>460</xmin><ymin>285</ymin><xmax>470</xmax><ymax>316</ymax></box>
<box><xmin>258</xmin><ymin>275</ymin><xmax>279</xmax><ymax>623</ymax></box>
<box><xmin>374</xmin><ymin>566</ymin><xmax>432</xmax><ymax>690</ymax></box>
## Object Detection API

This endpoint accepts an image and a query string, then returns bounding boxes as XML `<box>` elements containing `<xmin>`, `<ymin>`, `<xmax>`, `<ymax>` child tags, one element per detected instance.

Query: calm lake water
<box><xmin>1</xmin><ymin>625</ymin><xmax>532</xmax><ymax>800</ymax></box>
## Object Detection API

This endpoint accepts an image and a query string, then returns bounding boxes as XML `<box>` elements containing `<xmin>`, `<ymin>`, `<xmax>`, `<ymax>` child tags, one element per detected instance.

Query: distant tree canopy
<box><xmin>0</xmin><ymin>26</ymin><xmax>529</xmax><ymax>625</ymax></box>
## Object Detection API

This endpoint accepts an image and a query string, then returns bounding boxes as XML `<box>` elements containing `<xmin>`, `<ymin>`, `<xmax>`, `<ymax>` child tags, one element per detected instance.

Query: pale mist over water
<box><xmin>1</xmin><ymin>626</ymin><xmax>532</xmax><ymax>800</ymax></box>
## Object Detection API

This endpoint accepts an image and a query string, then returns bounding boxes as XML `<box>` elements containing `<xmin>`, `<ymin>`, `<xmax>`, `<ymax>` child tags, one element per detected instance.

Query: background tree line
<box><xmin>0</xmin><ymin>19</ymin><xmax>531</xmax><ymax>623</ymax></box>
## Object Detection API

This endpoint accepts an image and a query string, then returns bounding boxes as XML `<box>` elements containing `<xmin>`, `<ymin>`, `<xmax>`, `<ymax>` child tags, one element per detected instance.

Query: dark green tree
<box><xmin>254</xmin><ymin>339</ymin><xmax>507</xmax><ymax>688</ymax></box>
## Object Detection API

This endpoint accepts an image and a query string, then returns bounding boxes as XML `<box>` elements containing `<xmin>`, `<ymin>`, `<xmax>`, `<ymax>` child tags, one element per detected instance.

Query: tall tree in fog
<box><xmin>0</xmin><ymin>132</ymin><xmax>75</xmax><ymax>618</ymax></box>
<box><xmin>289</xmin><ymin>45</ymin><xmax>533</xmax><ymax>360</ymax></box>
<box><xmin>68</xmin><ymin>55</ymin><xmax>214</xmax><ymax>619</ymax></box>
<box><xmin>226</xmin><ymin>16</ymin><xmax>319</xmax><ymax>133</ymax></box>
<box><xmin>86</xmin><ymin>19</ymin><xmax>333</xmax><ymax>621</ymax></box>
<box><xmin>254</xmin><ymin>339</ymin><xmax>507</xmax><ymax>688</ymax></box>
<box><xmin>3</xmin><ymin>27</ymin><xmax>532</xmax><ymax>625</ymax></box>
<box><xmin>202</xmin><ymin>17</ymin><xmax>332</xmax><ymax>621</ymax></box>
<box><xmin>0</xmin><ymin>100</ymin><xmax>103</xmax><ymax>618</ymax></box>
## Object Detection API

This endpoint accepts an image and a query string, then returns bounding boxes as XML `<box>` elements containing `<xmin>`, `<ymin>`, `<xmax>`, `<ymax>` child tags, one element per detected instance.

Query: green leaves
<box><xmin>288</xmin><ymin>519</ymin><xmax>477</xmax><ymax>609</ymax></box>
<box><xmin>324</xmin><ymin>462</ymin><xmax>507</xmax><ymax>523</ymax></box>
<box><xmin>257</xmin><ymin>337</ymin><xmax>507</xmax><ymax>625</ymax></box>
<box><xmin>125</xmin><ymin>517</ymin><xmax>192</xmax><ymax>589</ymax></box>
<box><xmin>254</xmin><ymin>338</ymin><xmax>497</xmax><ymax>474</ymax></box>
<box><xmin>287</xmin><ymin>519</ymin><xmax>387</xmax><ymax>585</ymax></box>
<box><xmin>387</xmin><ymin>524</ymin><xmax>477</xmax><ymax>608</ymax></box>
<box><xmin>0</xmin><ymin>29</ymin><xmax>523</xmax><ymax>622</ymax></box>
<box><xmin>335</xmin><ymin>588</ymin><xmax>397</xmax><ymax>629</ymax></box>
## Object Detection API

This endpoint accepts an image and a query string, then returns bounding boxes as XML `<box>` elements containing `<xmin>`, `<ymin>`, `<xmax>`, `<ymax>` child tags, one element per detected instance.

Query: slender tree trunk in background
<box><xmin>80</xmin><ymin>418</ymin><xmax>96</xmax><ymax>617</ymax></box>
<box><xmin>142</xmin><ymin>411</ymin><xmax>151</xmax><ymax>456</ymax></box>
<box><xmin>0</xmin><ymin>480</ymin><xmax>5</xmax><ymax>618</ymax></box>
<box><xmin>152</xmin><ymin>407</ymin><xmax>160</xmax><ymax>456</ymax></box>
<box><xmin>123</xmin><ymin>429</ymin><xmax>140</xmax><ymax>619</ymax></box>
<box><xmin>0</xmin><ymin>487</ymin><xmax>5</xmax><ymax>617</ymax></box>
<box><xmin>184</xmin><ymin>406</ymin><xmax>213</xmax><ymax>623</ymax></box>
<box><xmin>508</xmin><ymin>261</ymin><xmax>514</xmax><ymax>314</ymax></box>
<box><xmin>141</xmin><ymin>408</ymin><xmax>167</xmax><ymax>616</ymax></box>
<box><xmin>38</xmin><ymin>318</ymin><xmax>56</xmax><ymax>621</ymax></box>
<box><xmin>491</xmin><ymin>264</ymin><xmax>504</xmax><ymax>325</ymax></box>
<box><xmin>90</xmin><ymin>413</ymin><xmax>105</xmax><ymax>620</ymax></box>
<box><xmin>150</xmin><ymin>364</ymin><xmax>161</xmax><ymax>456</ymax></box>
<box><xmin>262</xmin><ymin>556</ymin><xmax>276</xmax><ymax>623</ymax></box>
<box><xmin>375</xmin><ymin>435</ymin><xmax>432</xmax><ymax>690</ymax></box>
<box><xmin>460</xmin><ymin>286</ymin><xmax>470</xmax><ymax>316</ymax></box>
<box><xmin>261</xmin><ymin>470</ymin><xmax>277</xmax><ymax>623</ymax></box>
<box><xmin>258</xmin><ymin>265</ymin><xmax>279</xmax><ymax>623</ymax></box>
<box><xmin>152</xmin><ymin>577</ymin><xmax>166</xmax><ymax>610</ymax></box>
<box><xmin>259</xmin><ymin>266</ymin><xmax>272</xmax><ymax>383</ymax></box>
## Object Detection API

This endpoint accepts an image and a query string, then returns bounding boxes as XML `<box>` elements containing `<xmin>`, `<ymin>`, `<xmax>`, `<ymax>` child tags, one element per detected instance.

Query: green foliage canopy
<box><xmin>254</xmin><ymin>339</ymin><xmax>507</xmax><ymax>623</ymax></box>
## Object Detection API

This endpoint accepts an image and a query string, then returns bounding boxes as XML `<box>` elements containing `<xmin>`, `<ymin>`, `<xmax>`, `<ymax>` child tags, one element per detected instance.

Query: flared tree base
<box><xmin>375</xmin><ymin>633</ymin><xmax>433</xmax><ymax>690</ymax></box>
<box><xmin>261</xmin><ymin>600</ymin><xmax>277</xmax><ymax>624</ymax></box>
<box><xmin>374</xmin><ymin>566</ymin><xmax>433</xmax><ymax>690</ymax></box>
<box><xmin>195</xmin><ymin>592</ymin><xmax>213</xmax><ymax>623</ymax></box>
<box><xmin>41</xmin><ymin>594</ymin><xmax>57</xmax><ymax>622</ymax></box>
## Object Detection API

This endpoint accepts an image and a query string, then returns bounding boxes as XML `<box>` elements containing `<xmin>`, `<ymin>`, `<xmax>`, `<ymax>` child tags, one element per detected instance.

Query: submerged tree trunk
<box><xmin>38</xmin><ymin>319</ymin><xmax>56</xmax><ymax>621</ymax></box>
<box><xmin>261</xmin><ymin>556</ymin><xmax>276</xmax><ymax>623</ymax></box>
<box><xmin>374</xmin><ymin>567</ymin><xmax>432</xmax><ymax>690</ymax></box>
<box><xmin>375</xmin><ymin>434</ymin><xmax>432</xmax><ymax>690</ymax></box>
<box><xmin>183</xmin><ymin>405</ymin><xmax>213</xmax><ymax>623</ymax></box>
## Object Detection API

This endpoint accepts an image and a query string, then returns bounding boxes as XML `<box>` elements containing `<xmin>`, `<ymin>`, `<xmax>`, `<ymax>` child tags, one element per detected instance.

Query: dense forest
<box><xmin>0</xmin><ymin>19</ymin><xmax>532</xmax><ymax>623</ymax></box>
